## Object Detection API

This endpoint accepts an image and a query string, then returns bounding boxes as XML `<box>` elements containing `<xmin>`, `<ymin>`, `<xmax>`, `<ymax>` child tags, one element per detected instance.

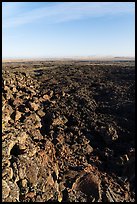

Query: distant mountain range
<box><xmin>2</xmin><ymin>56</ymin><xmax>135</xmax><ymax>62</ymax></box>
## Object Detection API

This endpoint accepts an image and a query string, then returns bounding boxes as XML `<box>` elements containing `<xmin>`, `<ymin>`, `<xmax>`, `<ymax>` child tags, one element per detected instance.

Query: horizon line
<box><xmin>2</xmin><ymin>55</ymin><xmax>135</xmax><ymax>62</ymax></box>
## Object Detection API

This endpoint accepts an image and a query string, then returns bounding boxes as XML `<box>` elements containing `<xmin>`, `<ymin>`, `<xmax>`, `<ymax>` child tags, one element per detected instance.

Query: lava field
<box><xmin>2</xmin><ymin>60</ymin><xmax>135</xmax><ymax>202</ymax></box>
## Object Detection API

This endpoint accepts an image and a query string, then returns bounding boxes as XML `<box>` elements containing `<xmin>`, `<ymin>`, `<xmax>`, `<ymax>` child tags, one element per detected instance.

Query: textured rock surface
<box><xmin>2</xmin><ymin>60</ymin><xmax>135</xmax><ymax>202</ymax></box>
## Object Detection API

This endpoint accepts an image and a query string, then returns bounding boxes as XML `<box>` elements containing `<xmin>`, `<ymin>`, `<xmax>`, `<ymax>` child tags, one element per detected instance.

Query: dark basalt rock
<box><xmin>2</xmin><ymin>60</ymin><xmax>135</xmax><ymax>202</ymax></box>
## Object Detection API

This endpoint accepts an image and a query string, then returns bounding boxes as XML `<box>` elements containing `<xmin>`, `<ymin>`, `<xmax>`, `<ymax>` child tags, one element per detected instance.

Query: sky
<box><xmin>2</xmin><ymin>2</ymin><xmax>135</xmax><ymax>58</ymax></box>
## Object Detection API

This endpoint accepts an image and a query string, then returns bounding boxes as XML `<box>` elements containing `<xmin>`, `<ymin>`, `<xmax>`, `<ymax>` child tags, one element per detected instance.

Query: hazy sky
<box><xmin>2</xmin><ymin>2</ymin><xmax>135</xmax><ymax>58</ymax></box>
